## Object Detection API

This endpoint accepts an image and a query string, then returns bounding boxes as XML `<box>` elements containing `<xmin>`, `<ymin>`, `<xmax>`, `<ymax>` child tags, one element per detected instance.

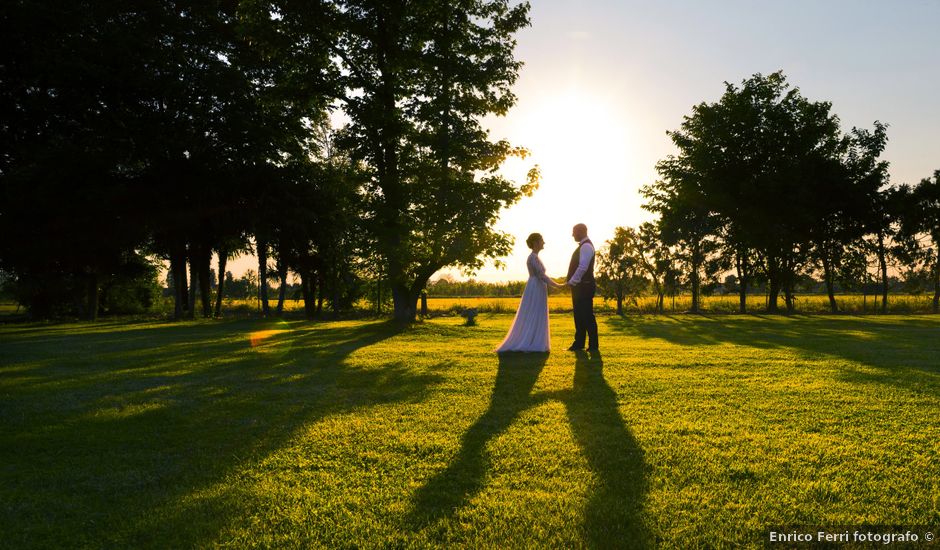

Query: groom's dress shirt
<box><xmin>569</xmin><ymin>237</ymin><xmax>595</xmax><ymax>285</ymax></box>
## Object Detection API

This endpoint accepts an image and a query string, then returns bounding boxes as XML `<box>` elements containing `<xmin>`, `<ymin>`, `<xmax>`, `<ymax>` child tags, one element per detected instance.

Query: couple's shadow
<box><xmin>409</xmin><ymin>350</ymin><xmax>649</xmax><ymax>547</ymax></box>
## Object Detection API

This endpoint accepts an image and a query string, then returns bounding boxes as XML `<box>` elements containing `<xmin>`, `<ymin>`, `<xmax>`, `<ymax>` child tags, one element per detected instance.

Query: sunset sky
<box><xmin>230</xmin><ymin>0</ymin><xmax>940</xmax><ymax>283</ymax></box>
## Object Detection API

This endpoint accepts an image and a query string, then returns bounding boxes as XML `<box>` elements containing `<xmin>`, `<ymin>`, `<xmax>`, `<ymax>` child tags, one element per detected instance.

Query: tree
<box><xmin>214</xmin><ymin>236</ymin><xmax>251</xmax><ymax>317</ymax></box>
<box><xmin>0</xmin><ymin>1</ymin><xmax>161</xmax><ymax>319</ymax></box>
<box><xmin>333</xmin><ymin>0</ymin><xmax>537</xmax><ymax>322</ymax></box>
<box><xmin>634</xmin><ymin>222</ymin><xmax>678</xmax><ymax>313</ymax></box>
<box><xmin>143</xmin><ymin>2</ymin><xmax>336</xmax><ymax>321</ymax></box>
<box><xmin>805</xmin><ymin>123</ymin><xmax>890</xmax><ymax>313</ymax></box>
<box><xmin>642</xmin><ymin>166</ymin><xmax>719</xmax><ymax>313</ymax></box>
<box><xmin>903</xmin><ymin>170</ymin><xmax>940</xmax><ymax>313</ymax></box>
<box><xmin>597</xmin><ymin>227</ymin><xmax>647</xmax><ymax>315</ymax></box>
<box><xmin>862</xmin><ymin>184</ymin><xmax>905</xmax><ymax>314</ymax></box>
<box><xmin>645</xmin><ymin>72</ymin><xmax>871</xmax><ymax>313</ymax></box>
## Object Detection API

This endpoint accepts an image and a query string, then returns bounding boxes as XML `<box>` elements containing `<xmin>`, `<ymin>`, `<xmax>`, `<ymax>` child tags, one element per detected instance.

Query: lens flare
<box><xmin>249</xmin><ymin>329</ymin><xmax>288</xmax><ymax>347</ymax></box>
<box><xmin>248</xmin><ymin>320</ymin><xmax>295</xmax><ymax>358</ymax></box>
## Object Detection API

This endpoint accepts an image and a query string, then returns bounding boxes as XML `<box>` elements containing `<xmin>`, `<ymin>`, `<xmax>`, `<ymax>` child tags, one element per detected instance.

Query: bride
<box><xmin>496</xmin><ymin>233</ymin><xmax>562</xmax><ymax>353</ymax></box>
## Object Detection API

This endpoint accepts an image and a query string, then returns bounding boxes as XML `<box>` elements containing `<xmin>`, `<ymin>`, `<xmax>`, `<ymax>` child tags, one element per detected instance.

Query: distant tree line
<box><xmin>424</xmin><ymin>275</ymin><xmax>574</xmax><ymax>298</ymax></box>
<box><xmin>426</xmin><ymin>277</ymin><xmax>526</xmax><ymax>297</ymax></box>
<box><xmin>1</xmin><ymin>1</ymin><xmax>537</xmax><ymax>322</ymax></box>
<box><xmin>598</xmin><ymin>72</ymin><xmax>940</xmax><ymax>315</ymax></box>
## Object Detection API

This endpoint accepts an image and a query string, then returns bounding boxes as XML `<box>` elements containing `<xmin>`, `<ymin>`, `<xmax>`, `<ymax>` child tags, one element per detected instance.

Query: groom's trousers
<box><xmin>571</xmin><ymin>282</ymin><xmax>599</xmax><ymax>349</ymax></box>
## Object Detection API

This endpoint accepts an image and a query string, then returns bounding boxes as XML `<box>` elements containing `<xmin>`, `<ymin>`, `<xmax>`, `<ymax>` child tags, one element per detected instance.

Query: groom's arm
<box><xmin>568</xmin><ymin>242</ymin><xmax>595</xmax><ymax>285</ymax></box>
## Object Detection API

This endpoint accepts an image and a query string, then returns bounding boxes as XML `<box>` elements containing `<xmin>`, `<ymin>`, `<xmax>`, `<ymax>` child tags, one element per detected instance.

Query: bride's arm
<box><xmin>535</xmin><ymin>258</ymin><xmax>562</xmax><ymax>288</ymax></box>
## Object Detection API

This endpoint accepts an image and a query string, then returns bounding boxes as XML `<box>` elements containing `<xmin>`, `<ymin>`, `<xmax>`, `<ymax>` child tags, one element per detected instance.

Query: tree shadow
<box><xmin>608</xmin><ymin>315</ymin><xmax>940</xmax><ymax>392</ymax></box>
<box><xmin>408</xmin><ymin>351</ymin><xmax>548</xmax><ymax>524</ymax></box>
<box><xmin>1</xmin><ymin>319</ymin><xmax>443</xmax><ymax>548</ymax></box>
<box><xmin>563</xmin><ymin>350</ymin><xmax>649</xmax><ymax>548</ymax></box>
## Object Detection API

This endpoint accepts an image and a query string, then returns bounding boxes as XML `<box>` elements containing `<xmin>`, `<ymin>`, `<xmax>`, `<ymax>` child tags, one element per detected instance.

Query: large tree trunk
<box><xmin>170</xmin><ymin>247</ymin><xmax>187</xmax><ymax>320</ymax></box>
<box><xmin>198</xmin><ymin>255</ymin><xmax>212</xmax><ymax>318</ymax></box>
<box><xmin>784</xmin><ymin>285</ymin><xmax>795</xmax><ymax>313</ymax></box>
<box><xmin>825</xmin><ymin>277</ymin><xmax>837</xmax><ymax>313</ymax></box>
<box><xmin>767</xmin><ymin>278</ymin><xmax>780</xmax><ymax>313</ymax></box>
<box><xmin>214</xmin><ymin>249</ymin><xmax>227</xmax><ymax>318</ymax></box>
<box><xmin>735</xmin><ymin>250</ymin><xmax>749</xmax><ymax>314</ymax></box>
<box><xmin>300</xmin><ymin>270</ymin><xmax>316</xmax><ymax>320</ymax></box>
<box><xmin>766</xmin><ymin>254</ymin><xmax>781</xmax><ymax>313</ymax></box>
<box><xmin>86</xmin><ymin>272</ymin><xmax>98</xmax><ymax>321</ymax></box>
<box><xmin>616</xmin><ymin>289</ymin><xmax>623</xmax><ymax>316</ymax></box>
<box><xmin>257</xmin><ymin>238</ymin><xmax>270</xmax><ymax>317</ymax></box>
<box><xmin>782</xmin><ymin>254</ymin><xmax>797</xmax><ymax>314</ymax></box>
<box><xmin>657</xmin><ymin>292</ymin><xmax>665</xmax><ymax>313</ymax></box>
<box><xmin>375</xmin><ymin>7</ymin><xmax>409</xmax><ymax>325</ymax></box>
<box><xmin>689</xmin><ymin>240</ymin><xmax>702</xmax><ymax>313</ymax></box>
<box><xmin>878</xmin><ymin>231</ymin><xmax>889</xmax><ymax>314</ymax></box>
<box><xmin>275</xmin><ymin>257</ymin><xmax>288</xmax><ymax>316</ymax></box>
<box><xmin>392</xmin><ymin>284</ymin><xmax>418</xmax><ymax>323</ymax></box>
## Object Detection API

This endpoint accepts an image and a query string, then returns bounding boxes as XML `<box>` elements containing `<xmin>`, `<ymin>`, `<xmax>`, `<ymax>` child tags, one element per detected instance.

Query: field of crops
<box><xmin>2</xmin><ymin>293</ymin><xmax>936</xmax><ymax>320</ymax></box>
<box><xmin>0</xmin><ymin>302</ymin><xmax>23</xmax><ymax>315</ymax></box>
<box><xmin>424</xmin><ymin>293</ymin><xmax>938</xmax><ymax>314</ymax></box>
<box><xmin>235</xmin><ymin>294</ymin><xmax>938</xmax><ymax>315</ymax></box>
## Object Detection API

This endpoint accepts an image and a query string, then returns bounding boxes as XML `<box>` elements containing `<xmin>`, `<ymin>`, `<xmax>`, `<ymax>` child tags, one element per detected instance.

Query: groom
<box><xmin>566</xmin><ymin>223</ymin><xmax>599</xmax><ymax>351</ymax></box>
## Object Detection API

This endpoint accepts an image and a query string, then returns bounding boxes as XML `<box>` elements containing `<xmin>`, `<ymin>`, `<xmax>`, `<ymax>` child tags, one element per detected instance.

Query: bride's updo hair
<box><xmin>526</xmin><ymin>233</ymin><xmax>543</xmax><ymax>249</ymax></box>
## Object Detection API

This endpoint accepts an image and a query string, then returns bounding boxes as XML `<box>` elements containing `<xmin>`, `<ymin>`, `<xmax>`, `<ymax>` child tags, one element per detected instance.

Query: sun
<box><xmin>490</xmin><ymin>89</ymin><xmax>639</xmax><ymax>268</ymax></box>
<box><xmin>518</xmin><ymin>90</ymin><xmax>633</xmax><ymax>192</ymax></box>
<box><xmin>448</xmin><ymin>87</ymin><xmax>646</xmax><ymax>282</ymax></box>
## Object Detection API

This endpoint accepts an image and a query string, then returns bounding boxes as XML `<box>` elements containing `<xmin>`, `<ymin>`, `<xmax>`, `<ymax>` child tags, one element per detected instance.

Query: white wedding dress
<box><xmin>496</xmin><ymin>252</ymin><xmax>553</xmax><ymax>353</ymax></box>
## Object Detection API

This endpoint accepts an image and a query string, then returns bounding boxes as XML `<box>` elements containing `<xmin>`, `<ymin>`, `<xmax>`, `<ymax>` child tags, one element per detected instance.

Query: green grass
<box><xmin>1</xmin><ymin>314</ymin><xmax>939</xmax><ymax>548</ymax></box>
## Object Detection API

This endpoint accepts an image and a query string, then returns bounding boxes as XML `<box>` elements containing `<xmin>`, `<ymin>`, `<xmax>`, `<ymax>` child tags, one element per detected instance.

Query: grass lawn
<box><xmin>1</xmin><ymin>314</ymin><xmax>939</xmax><ymax>548</ymax></box>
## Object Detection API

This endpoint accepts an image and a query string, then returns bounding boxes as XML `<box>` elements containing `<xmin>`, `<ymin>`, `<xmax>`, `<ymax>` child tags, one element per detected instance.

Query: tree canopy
<box><xmin>642</xmin><ymin>72</ymin><xmax>921</xmax><ymax>313</ymax></box>
<box><xmin>0</xmin><ymin>0</ymin><xmax>536</xmax><ymax>321</ymax></box>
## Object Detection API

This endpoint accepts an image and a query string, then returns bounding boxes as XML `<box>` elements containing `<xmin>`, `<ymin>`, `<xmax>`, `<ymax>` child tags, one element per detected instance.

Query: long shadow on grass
<box><xmin>409</xmin><ymin>352</ymin><xmax>548</xmax><ymax>523</ymax></box>
<box><xmin>564</xmin><ymin>350</ymin><xmax>649</xmax><ymax>548</ymax></box>
<box><xmin>611</xmin><ymin>315</ymin><xmax>940</xmax><ymax>391</ymax></box>
<box><xmin>409</xmin><ymin>351</ymin><xmax>649</xmax><ymax>547</ymax></box>
<box><xmin>528</xmin><ymin>351</ymin><xmax>649</xmax><ymax>548</ymax></box>
<box><xmin>0</xmin><ymin>319</ymin><xmax>441</xmax><ymax>549</ymax></box>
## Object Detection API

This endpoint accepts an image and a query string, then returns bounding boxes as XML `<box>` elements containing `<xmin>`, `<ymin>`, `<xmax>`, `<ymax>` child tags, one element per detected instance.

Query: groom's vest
<box><xmin>567</xmin><ymin>239</ymin><xmax>595</xmax><ymax>285</ymax></box>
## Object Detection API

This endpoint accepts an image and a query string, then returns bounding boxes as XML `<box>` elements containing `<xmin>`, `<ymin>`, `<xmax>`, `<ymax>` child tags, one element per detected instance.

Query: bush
<box><xmin>7</xmin><ymin>252</ymin><xmax>162</xmax><ymax>318</ymax></box>
<box><xmin>0</xmin><ymin>270</ymin><xmax>14</xmax><ymax>301</ymax></box>
<box><xmin>99</xmin><ymin>255</ymin><xmax>163</xmax><ymax>314</ymax></box>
